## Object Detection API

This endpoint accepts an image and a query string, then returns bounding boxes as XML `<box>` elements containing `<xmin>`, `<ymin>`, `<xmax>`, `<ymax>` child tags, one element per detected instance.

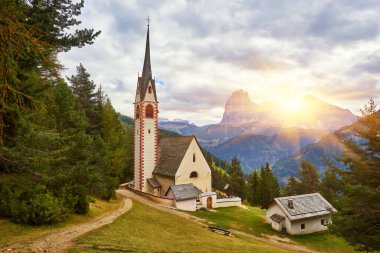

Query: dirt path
<box><xmin>123</xmin><ymin>189</ymin><xmax>319</xmax><ymax>253</ymax></box>
<box><xmin>0</xmin><ymin>190</ymin><xmax>132</xmax><ymax>253</ymax></box>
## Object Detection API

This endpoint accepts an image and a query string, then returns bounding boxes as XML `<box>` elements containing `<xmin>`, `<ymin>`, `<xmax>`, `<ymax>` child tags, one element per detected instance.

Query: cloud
<box><xmin>58</xmin><ymin>0</ymin><xmax>380</xmax><ymax>125</ymax></box>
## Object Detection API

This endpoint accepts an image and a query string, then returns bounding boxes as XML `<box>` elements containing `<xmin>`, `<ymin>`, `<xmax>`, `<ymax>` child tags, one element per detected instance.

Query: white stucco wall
<box><xmin>142</xmin><ymin>115</ymin><xmax>156</xmax><ymax>192</ymax></box>
<box><xmin>215</xmin><ymin>198</ymin><xmax>241</xmax><ymax>208</ymax></box>
<box><xmin>174</xmin><ymin>198</ymin><xmax>197</xmax><ymax>211</ymax></box>
<box><xmin>175</xmin><ymin>138</ymin><xmax>211</xmax><ymax>193</ymax></box>
<box><xmin>266</xmin><ymin>203</ymin><xmax>286</xmax><ymax>223</ymax></box>
<box><xmin>200</xmin><ymin>193</ymin><xmax>217</xmax><ymax>208</ymax></box>
<box><xmin>288</xmin><ymin>216</ymin><xmax>330</xmax><ymax>235</ymax></box>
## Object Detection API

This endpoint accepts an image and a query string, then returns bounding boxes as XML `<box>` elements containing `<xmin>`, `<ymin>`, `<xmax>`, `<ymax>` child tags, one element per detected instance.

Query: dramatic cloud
<box><xmin>59</xmin><ymin>0</ymin><xmax>380</xmax><ymax>125</ymax></box>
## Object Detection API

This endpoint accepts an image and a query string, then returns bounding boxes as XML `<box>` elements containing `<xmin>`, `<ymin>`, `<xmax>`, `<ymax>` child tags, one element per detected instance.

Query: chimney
<box><xmin>288</xmin><ymin>200</ymin><xmax>294</xmax><ymax>209</ymax></box>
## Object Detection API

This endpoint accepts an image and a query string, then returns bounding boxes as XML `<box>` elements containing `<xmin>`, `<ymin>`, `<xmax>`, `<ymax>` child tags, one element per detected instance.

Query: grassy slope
<box><xmin>69</xmin><ymin>200</ymin><xmax>293</xmax><ymax>253</ymax></box>
<box><xmin>191</xmin><ymin>206</ymin><xmax>355</xmax><ymax>253</ymax></box>
<box><xmin>0</xmin><ymin>197</ymin><xmax>123</xmax><ymax>248</ymax></box>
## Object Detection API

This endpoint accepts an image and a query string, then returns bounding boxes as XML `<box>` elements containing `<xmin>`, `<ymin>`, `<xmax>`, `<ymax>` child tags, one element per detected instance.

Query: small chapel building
<box><xmin>130</xmin><ymin>23</ymin><xmax>218</xmax><ymax>211</ymax></box>
<box><xmin>263</xmin><ymin>193</ymin><xmax>337</xmax><ymax>235</ymax></box>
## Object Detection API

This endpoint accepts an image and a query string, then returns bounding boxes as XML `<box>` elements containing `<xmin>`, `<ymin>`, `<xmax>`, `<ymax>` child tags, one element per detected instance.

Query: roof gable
<box><xmin>153</xmin><ymin>136</ymin><xmax>194</xmax><ymax>177</ymax></box>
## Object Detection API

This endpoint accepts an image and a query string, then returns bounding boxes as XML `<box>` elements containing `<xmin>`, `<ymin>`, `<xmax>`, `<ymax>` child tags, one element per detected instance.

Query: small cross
<box><xmin>146</xmin><ymin>16</ymin><xmax>151</xmax><ymax>27</ymax></box>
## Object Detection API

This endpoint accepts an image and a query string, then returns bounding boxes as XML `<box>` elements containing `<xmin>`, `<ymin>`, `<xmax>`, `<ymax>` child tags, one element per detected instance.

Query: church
<box><xmin>132</xmin><ymin>23</ymin><xmax>212</xmax><ymax>207</ymax></box>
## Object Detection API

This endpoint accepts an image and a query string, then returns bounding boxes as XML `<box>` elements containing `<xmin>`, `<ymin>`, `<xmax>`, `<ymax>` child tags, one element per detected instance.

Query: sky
<box><xmin>59</xmin><ymin>0</ymin><xmax>380</xmax><ymax>126</ymax></box>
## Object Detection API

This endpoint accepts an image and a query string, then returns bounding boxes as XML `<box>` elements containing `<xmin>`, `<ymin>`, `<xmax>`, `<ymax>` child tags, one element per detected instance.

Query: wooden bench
<box><xmin>208</xmin><ymin>226</ymin><xmax>231</xmax><ymax>236</ymax></box>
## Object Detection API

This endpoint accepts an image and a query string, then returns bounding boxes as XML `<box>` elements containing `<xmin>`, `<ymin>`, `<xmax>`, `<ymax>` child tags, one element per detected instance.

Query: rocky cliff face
<box><xmin>220</xmin><ymin>89</ymin><xmax>259</xmax><ymax>124</ymax></box>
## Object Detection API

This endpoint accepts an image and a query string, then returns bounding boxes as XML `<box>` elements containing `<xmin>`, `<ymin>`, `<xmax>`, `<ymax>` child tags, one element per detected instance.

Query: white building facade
<box><xmin>263</xmin><ymin>193</ymin><xmax>336</xmax><ymax>235</ymax></box>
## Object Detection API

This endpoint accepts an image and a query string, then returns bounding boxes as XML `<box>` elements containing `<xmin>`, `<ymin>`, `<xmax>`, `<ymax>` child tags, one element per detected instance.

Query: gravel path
<box><xmin>0</xmin><ymin>190</ymin><xmax>132</xmax><ymax>253</ymax></box>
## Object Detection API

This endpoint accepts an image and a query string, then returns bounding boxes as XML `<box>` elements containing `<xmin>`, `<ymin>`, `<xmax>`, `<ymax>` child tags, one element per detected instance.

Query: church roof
<box><xmin>138</xmin><ymin>26</ymin><xmax>157</xmax><ymax>101</ymax></box>
<box><xmin>168</xmin><ymin>184</ymin><xmax>203</xmax><ymax>201</ymax></box>
<box><xmin>153</xmin><ymin>136</ymin><xmax>194</xmax><ymax>177</ymax></box>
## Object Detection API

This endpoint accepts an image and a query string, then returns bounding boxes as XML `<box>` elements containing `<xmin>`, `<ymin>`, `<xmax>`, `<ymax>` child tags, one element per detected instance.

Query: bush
<box><xmin>0</xmin><ymin>182</ymin><xmax>15</xmax><ymax>218</ymax></box>
<box><xmin>59</xmin><ymin>184</ymin><xmax>89</xmax><ymax>214</ymax></box>
<box><xmin>11</xmin><ymin>190</ymin><xmax>69</xmax><ymax>225</ymax></box>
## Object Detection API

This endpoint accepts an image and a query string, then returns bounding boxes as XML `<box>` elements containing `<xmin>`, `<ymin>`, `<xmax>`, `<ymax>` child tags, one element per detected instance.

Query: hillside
<box><xmin>70</xmin><ymin>200</ymin><xmax>293</xmax><ymax>253</ymax></box>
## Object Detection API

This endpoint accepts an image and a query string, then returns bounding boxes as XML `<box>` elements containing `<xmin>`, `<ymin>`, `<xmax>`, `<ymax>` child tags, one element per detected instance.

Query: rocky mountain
<box><xmin>221</xmin><ymin>89</ymin><xmax>260</xmax><ymax>124</ymax></box>
<box><xmin>158</xmin><ymin>89</ymin><xmax>357</xmax><ymax>179</ymax></box>
<box><xmin>272</xmin><ymin>134</ymin><xmax>343</xmax><ymax>184</ymax></box>
<box><xmin>207</xmin><ymin>128</ymin><xmax>328</xmax><ymax>172</ymax></box>
<box><xmin>221</xmin><ymin>90</ymin><xmax>356</xmax><ymax>131</ymax></box>
<box><xmin>272</xmin><ymin>124</ymin><xmax>357</xmax><ymax>184</ymax></box>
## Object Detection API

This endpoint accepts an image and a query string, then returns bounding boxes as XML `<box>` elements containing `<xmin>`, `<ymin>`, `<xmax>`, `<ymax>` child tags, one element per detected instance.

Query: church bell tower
<box><xmin>134</xmin><ymin>21</ymin><xmax>158</xmax><ymax>191</ymax></box>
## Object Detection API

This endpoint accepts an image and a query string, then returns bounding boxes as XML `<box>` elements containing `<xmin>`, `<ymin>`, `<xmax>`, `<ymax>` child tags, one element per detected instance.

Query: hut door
<box><xmin>207</xmin><ymin>197</ymin><xmax>212</xmax><ymax>209</ymax></box>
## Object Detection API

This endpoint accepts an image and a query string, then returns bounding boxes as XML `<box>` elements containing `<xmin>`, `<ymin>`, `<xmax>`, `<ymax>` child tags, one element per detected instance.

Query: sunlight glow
<box><xmin>281</xmin><ymin>99</ymin><xmax>302</xmax><ymax>111</ymax></box>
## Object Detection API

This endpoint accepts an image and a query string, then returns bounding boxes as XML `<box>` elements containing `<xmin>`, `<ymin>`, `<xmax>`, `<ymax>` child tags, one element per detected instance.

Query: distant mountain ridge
<box><xmin>158</xmin><ymin>89</ymin><xmax>357</xmax><ymax>178</ymax></box>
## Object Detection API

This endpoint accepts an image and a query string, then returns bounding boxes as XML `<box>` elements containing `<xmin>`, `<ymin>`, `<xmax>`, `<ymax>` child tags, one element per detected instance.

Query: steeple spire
<box><xmin>138</xmin><ymin>17</ymin><xmax>156</xmax><ymax>101</ymax></box>
<box><xmin>141</xmin><ymin>17</ymin><xmax>152</xmax><ymax>83</ymax></box>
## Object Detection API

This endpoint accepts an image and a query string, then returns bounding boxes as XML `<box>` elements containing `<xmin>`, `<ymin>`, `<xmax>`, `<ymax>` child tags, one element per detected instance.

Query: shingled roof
<box><xmin>264</xmin><ymin>193</ymin><xmax>337</xmax><ymax>221</ymax></box>
<box><xmin>147</xmin><ymin>178</ymin><xmax>161</xmax><ymax>188</ymax></box>
<box><xmin>153</xmin><ymin>136</ymin><xmax>194</xmax><ymax>177</ymax></box>
<box><xmin>168</xmin><ymin>184</ymin><xmax>202</xmax><ymax>201</ymax></box>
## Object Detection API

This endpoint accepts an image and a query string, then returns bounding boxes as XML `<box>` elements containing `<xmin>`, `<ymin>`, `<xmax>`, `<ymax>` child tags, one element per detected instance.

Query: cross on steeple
<box><xmin>146</xmin><ymin>16</ymin><xmax>151</xmax><ymax>27</ymax></box>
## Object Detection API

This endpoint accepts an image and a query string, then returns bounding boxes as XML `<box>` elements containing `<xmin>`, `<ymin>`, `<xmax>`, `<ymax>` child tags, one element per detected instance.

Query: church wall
<box><xmin>154</xmin><ymin>174</ymin><xmax>174</xmax><ymax>197</ymax></box>
<box><xmin>175</xmin><ymin>138</ymin><xmax>212</xmax><ymax>193</ymax></box>
<box><xmin>134</xmin><ymin>116</ymin><xmax>141</xmax><ymax>190</ymax></box>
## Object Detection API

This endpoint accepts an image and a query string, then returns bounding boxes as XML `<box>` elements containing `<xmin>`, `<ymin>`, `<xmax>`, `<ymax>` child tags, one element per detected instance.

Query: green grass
<box><xmin>0</xmin><ymin>197</ymin><xmax>123</xmax><ymax>248</ymax></box>
<box><xmin>69</xmin><ymin>200</ymin><xmax>294</xmax><ymax>253</ymax></box>
<box><xmin>191</xmin><ymin>205</ymin><xmax>356</xmax><ymax>253</ymax></box>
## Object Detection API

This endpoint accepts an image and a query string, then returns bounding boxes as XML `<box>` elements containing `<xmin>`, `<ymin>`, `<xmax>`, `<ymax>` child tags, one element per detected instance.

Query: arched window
<box><xmin>136</xmin><ymin>105</ymin><xmax>140</xmax><ymax>119</ymax></box>
<box><xmin>193</xmin><ymin>153</ymin><xmax>196</xmax><ymax>162</ymax></box>
<box><xmin>148</xmin><ymin>86</ymin><xmax>152</xmax><ymax>93</ymax></box>
<box><xmin>190</xmin><ymin>171</ymin><xmax>198</xmax><ymax>178</ymax></box>
<box><xmin>146</xmin><ymin>104</ymin><xmax>154</xmax><ymax>118</ymax></box>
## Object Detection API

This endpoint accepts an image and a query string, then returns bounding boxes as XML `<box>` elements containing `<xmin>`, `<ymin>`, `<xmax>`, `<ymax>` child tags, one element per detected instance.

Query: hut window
<box><xmin>301</xmin><ymin>224</ymin><xmax>305</xmax><ymax>229</ymax></box>
<box><xmin>148</xmin><ymin>129</ymin><xmax>151</xmax><ymax>134</ymax></box>
<box><xmin>193</xmin><ymin>153</ymin><xmax>196</xmax><ymax>162</ymax></box>
<box><xmin>148</xmin><ymin>86</ymin><xmax>152</xmax><ymax>93</ymax></box>
<box><xmin>146</xmin><ymin>104</ymin><xmax>154</xmax><ymax>118</ymax></box>
<box><xmin>190</xmin><ymin>171</ymin><xmax>198</xmax><ymax>178</ymax></box>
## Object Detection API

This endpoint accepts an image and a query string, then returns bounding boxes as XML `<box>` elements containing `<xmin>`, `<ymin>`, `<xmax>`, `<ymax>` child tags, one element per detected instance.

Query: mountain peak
<box><xmin>221</xmin><ymin>90</ymin><xmax>258</xmax><ymax>124</ymax></box>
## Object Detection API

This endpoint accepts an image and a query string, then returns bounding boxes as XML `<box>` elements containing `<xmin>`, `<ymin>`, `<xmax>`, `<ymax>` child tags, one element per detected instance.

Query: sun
<box><xmin>280</xmin><ymin>99</ymin><xmax>303</xmax><ymax>111</ymax></box>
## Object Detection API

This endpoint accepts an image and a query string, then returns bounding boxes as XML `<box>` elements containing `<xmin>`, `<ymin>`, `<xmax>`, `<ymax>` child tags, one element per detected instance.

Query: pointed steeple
<box><xmin>138</xmin><ymin>18</ymin><xmax>157</xmax><ymax>101</ymax></box>
<box><xmin>141</xmin><ymin>24</ymin><xmax>152</xmax><ymax>84</ymax></box>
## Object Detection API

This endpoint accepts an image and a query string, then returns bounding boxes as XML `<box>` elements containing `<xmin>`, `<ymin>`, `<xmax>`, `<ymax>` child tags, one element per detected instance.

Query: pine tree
<box><xmin>257</xmin><ymin>163</ymin><xmax>280</xmax><ymax>206</ymax></box>
<box><xmin>330</xmin><ymin>100</ymin><xmax>380</xmax><ymax>252</ymax></box>
<box><xmin>319</xmin><ymin>169</ymin><xmax>342</xmax><ymax>205</ymax></box>
<box><xmin>68</xmin><ymin>64</ymin><xmax>101</xmax><ymax>135</ymax></box>
<box><xmin>248</xmin><ymin>169</ymin><xmax>259</xmax><ymax>205</ymax></box>
<box><xmin>229</xmin><ymin>157</ymin><xmax>246</xmax><ymax>199</ymax></box>
<box><xmin>298</xmin><ymin>160</ymin><xmax>319</xmax><ymax>194</ymax></box>
<box><xmin>283</xmin><ymin>176</ymin><xmax>301</xmax><ymax>196</ymax></box>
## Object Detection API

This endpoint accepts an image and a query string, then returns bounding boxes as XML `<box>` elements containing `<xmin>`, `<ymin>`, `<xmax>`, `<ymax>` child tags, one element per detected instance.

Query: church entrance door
<box><xmin>207</xmin><ymin>197</ymin><xmax>212</xmax><ymax>209</ymax></box>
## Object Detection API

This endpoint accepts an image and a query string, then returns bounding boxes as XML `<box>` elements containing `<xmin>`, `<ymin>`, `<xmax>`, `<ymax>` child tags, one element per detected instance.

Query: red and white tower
<box><xmin>133</xmin><ymin>22</ymin><xmax>158</xmax><ymax>191</ymax></box>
